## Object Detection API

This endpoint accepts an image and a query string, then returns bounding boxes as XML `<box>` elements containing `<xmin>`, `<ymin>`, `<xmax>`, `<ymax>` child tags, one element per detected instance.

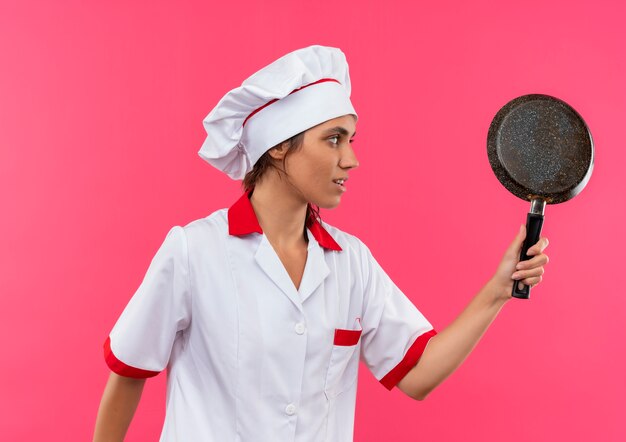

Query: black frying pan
<box><xmin>487</xmin><ymin>94</ymin><xmax>594</xmax><ymax>299</ymax></box>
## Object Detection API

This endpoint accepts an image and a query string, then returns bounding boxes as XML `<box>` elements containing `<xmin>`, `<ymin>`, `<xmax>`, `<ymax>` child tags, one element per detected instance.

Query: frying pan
<box><xmin>487</xmin><ymin>94</ymin><xmax>594</xmax><ymax>299</ymax></box>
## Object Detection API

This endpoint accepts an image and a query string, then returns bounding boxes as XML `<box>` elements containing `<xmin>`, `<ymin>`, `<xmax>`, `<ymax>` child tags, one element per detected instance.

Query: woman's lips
<box><xmin>333</xmin><ymin>178</ymin><xmax>348</xmax><ymax>191</ymax></box>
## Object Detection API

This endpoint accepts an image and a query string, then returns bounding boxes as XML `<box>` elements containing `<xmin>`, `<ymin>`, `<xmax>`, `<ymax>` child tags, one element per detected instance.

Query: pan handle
<box><xmin>513</xmin><ymin>200</ymin><xmax>545</xmax><ymax>299</ymax></box>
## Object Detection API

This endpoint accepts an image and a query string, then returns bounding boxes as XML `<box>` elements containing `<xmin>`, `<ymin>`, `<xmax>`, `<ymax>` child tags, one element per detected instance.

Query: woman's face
<box><xmin>282</xmin><ymin>114</ymin><xmax>359</xmax><ymax>209</ymax></box>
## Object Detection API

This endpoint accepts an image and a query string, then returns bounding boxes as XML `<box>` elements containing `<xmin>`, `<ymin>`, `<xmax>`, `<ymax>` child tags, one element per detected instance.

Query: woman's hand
<box><xmin>397</xmin><ymin>224</ymin><xmax>550</xmax><ymax>400</ymax></box>
<box><xmin>489</xmin><ymin>224</ymin><xmax>550</xmax><ymax>302</ymax></box>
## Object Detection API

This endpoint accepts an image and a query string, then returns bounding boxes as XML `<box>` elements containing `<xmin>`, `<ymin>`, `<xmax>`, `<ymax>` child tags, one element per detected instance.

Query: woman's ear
<box><xmin>268</xmin><ymin>142</ymin><xmax>288</xmax><ymax>160</ymax></box>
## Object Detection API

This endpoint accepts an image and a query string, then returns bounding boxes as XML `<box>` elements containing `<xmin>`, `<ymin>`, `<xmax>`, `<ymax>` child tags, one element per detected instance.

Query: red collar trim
<box><xmin>228</xmin><ymin>192</ymin><xmax>342</xmax><ymax>251</ymax></box>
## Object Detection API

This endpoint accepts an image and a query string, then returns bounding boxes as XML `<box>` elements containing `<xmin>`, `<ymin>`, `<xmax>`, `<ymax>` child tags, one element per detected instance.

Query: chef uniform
<box><xmin>104</xmin><ymin>45</ymin><xmax>437</xmax><ymax>442</ymax></box>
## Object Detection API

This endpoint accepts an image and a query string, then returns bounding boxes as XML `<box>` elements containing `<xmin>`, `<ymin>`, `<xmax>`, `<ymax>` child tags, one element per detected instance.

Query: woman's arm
<box><xmin>93</xmin><ymin>372</ymin><xmax>146</xmax><ymax>442</ymax></box>
<box><xmin>397</xmin><ymin>224</ymin><xmax>549</xmax><ymax>400</ymax></box>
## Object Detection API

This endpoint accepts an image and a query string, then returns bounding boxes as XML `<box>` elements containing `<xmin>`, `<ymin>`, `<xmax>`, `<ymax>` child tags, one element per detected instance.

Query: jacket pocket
<box><xmin>324</xmin><ymin>322</ymin><xmax>362</xmax><ymax>399</ymax></box>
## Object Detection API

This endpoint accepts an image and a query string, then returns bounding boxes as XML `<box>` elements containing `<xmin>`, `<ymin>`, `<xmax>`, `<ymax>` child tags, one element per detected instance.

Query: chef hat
<box><xmin>198</xmin><ymin>45</ymin><xmax>358</xmax><ymax>180</ymax></box>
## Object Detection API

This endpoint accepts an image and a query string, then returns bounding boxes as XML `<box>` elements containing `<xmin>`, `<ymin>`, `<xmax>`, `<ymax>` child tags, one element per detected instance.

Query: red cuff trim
<box><xmin>103</xmin><ymin>337</ymin><xmax>161</xmax><ymax>379</ymax></box>
<box><xmin>380</xmin><ymin>329</ymin><xmax>437</xmax><ymax>390</ymax></box>
<box><xmin>334</xmin><ymin>328</ymin><xmax>362</xmax><ymax>346</ymax></box>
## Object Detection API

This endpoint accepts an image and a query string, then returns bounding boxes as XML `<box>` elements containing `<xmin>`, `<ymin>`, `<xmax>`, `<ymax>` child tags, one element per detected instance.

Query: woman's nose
<box><xmin>339</xmin><ymin>145</ymin><xmax>359</xmax><ymax>169</ymax></box>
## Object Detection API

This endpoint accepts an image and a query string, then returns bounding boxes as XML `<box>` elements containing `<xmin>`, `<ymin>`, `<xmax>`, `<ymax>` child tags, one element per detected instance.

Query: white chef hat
<box><xmin>198</xmin><ymin>45</ymin><xmax>358</xmax><ymax>180</ymax></box>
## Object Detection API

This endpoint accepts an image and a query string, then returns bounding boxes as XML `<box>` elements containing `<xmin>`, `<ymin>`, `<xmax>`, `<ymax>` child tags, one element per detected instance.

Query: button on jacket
<box><xmin>104</xmin><ymin>192</ymin><xmax>437</xmax><ymax>441</ymax></box>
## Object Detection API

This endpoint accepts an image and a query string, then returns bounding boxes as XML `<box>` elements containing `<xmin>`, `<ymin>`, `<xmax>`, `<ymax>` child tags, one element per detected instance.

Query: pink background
<box><xmin>1</xmin><ymin>0</ymin><xmax>624</xmax><ymax>440</ymax></box>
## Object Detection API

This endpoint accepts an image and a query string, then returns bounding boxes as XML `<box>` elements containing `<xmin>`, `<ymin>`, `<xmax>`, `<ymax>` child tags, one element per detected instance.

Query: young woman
<box><xmin>94</xmin><ymin>45</ymin><xmax>549</xmax><ymax>442</ymax></box>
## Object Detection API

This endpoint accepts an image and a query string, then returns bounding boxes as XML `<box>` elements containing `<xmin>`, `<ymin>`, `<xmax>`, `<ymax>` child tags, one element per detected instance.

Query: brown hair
<box><xmin>242</xmin><ymin>130</ymin><xmax>321</xmax><ymax>226</ymax></box>
<box><xmin>242</xmin><ymin>131</ymin><xmax>305</xmax><ymax>191</ymax></box>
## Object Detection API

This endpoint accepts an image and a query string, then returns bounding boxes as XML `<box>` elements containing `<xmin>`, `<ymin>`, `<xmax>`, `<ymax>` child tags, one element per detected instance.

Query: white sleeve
<box><xmin>358</xmin><ymin>244</ymin><xmax>437</xmax><ymax>390</ymax></box>
<box><xmin>103</xmin><ymin>225</ymin><xmax>191</xmax><ymax>378</ymax></box>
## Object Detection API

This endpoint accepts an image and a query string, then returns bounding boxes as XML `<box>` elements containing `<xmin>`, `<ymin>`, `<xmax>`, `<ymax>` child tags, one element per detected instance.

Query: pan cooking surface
<box><xmin>488</xmin><ymin>95</ymin><xmax>593</xmax><ymax>204</ymax></box>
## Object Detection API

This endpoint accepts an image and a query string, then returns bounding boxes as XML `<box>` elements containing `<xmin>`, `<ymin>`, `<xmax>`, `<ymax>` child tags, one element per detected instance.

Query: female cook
<box><xmin>94</xmin><ymin>45</ymin><xmax>550</xmax><ymax>442</ymax></box>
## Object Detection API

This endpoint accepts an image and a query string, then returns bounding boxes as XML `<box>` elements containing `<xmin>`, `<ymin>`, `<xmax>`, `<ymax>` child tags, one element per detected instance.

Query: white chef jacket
<box><xmin>104</xmin><ymin>191</ymin><xmax>436</xmax><ymax>441</ymax></box>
